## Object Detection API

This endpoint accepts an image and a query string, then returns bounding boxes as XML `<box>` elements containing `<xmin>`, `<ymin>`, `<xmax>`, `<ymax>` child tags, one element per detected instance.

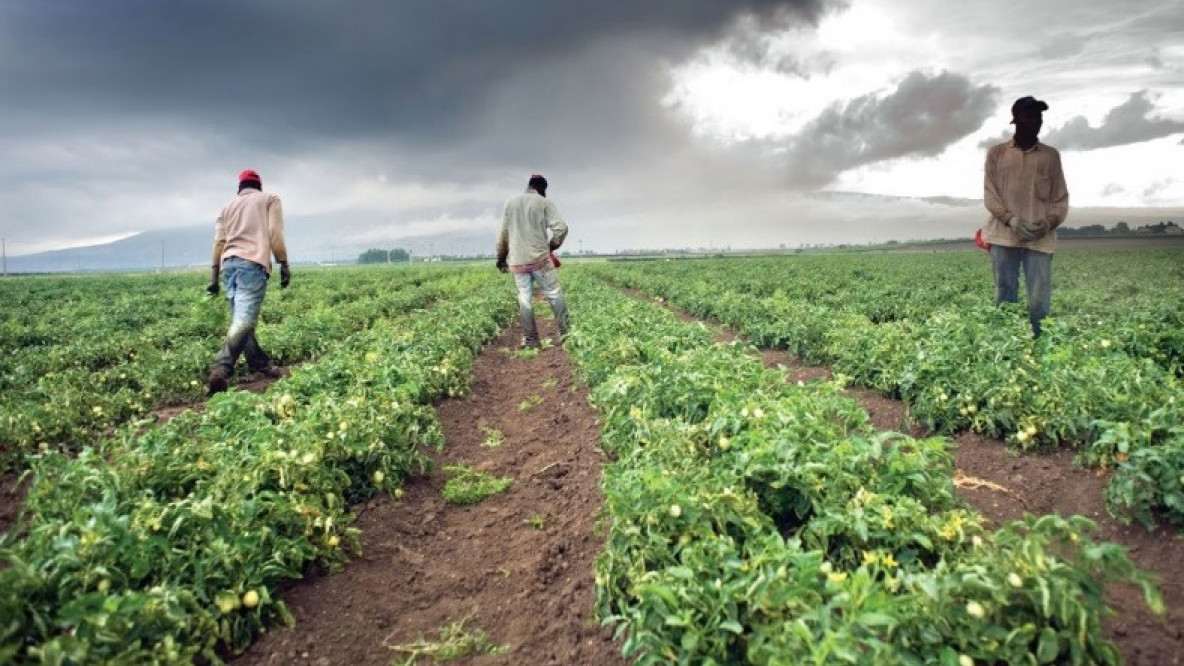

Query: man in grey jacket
<box><xmin>495</xmin><ymin>174</ymin><xmax>569</xmax><ymax>348</ymax></box>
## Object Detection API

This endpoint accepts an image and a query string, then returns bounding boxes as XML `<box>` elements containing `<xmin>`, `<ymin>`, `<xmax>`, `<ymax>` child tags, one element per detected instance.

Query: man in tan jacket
<box><xmin>206</xmin><ymin>169</ymin><xmax>290</xmax><ymax>394</ymax></box>
<box><xmin>982</xmin><ymin>96</ymin><xmax>1070</xmax><ymax>337</ymax></box>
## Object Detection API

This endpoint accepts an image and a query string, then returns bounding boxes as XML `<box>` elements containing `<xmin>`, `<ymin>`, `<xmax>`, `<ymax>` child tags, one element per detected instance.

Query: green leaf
<box><xmin>719</xmin><ymin>620</ymin><xmax>744</xmax><ymax>634</ymax></box>
<box><xmin>1036</xmin><ymin>627</ymin><xmax>1059</xmax><ymax>663</ymax></box>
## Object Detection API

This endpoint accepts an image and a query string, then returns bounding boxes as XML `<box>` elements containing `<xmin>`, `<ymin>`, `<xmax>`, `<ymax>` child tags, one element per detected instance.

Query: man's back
<box><xmin>217</xmin><ymin>189</ymin><xmax>283</xmax><ymax>272</ymax></box>
<box><xmin>500</xmin><ymin>191</ymin><xmax>567</xmax><ymax>267</ymax></box>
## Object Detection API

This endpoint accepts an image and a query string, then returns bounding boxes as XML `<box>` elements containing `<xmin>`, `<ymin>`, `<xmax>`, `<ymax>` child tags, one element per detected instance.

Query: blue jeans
<box><xmin>512</xmin><ymin>263</ymin><xmax>568</xmax><ymax>346</ymax></box>
<box><xmin>211</xmin><ymin>256</ymin><xmax>272</xmax><ymax>374</ymax></box>
<box><xmin>991</xmin><ymin>245</ymin><xmax>1052</xmax><ymax>337</ymax></box>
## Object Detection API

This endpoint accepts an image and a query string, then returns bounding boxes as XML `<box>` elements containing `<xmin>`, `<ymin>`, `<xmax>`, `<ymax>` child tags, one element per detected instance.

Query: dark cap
<box><xmin>1010</xmin><ymin>96</ymin><xmax>1048</xmax><ymax>122</ymax></box>
<box><xmin>527</xmin><ymin>173</ymin><xmax>548</xmax><ymax>192</ymax></box>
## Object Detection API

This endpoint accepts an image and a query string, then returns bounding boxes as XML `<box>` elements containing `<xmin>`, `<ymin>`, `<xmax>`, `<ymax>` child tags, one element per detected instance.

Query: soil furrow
<box><xmin>234</xmin><ymin>316</ymin><xmax>626</xmax><ymax>666</ymax></box>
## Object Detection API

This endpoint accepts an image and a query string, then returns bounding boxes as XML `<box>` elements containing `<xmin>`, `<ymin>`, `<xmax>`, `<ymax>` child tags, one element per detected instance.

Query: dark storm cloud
<box><xmin>1041</xmin><ymin>91</ymin><xmax>1184</xmax><ymax>150</ymax></box>
<box><xmin>0</xmin><ymin>0</ymin><xmax>830</xmax><ymax>148</ymax></box>
<box><xmin>783</xmin><ymin>70</ymin><xmax>999</xmax><ymax>188</ymax></box>
<box><xmin>0</xmin><ymin>0</ymin><xmax>839</xmax><ymax>253</ymax></box>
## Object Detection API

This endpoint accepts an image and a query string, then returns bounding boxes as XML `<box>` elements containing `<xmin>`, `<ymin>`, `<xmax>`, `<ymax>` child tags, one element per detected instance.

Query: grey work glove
<box><xmin>1016</xmin><ymin>218</ymin><xmax>1049</xmax><ymax>242</ymax></box>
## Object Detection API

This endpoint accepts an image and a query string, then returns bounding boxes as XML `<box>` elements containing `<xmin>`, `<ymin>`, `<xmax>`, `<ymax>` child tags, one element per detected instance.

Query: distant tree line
<box><xmin>1058</xmin><ymin>221</ymin><xmax>1180</xmax><ymax>236</ymax></box>
<box><xmin>357</xmin><ymin>248</ymin><xmax>411</xmax><ymax>264</ymax></box>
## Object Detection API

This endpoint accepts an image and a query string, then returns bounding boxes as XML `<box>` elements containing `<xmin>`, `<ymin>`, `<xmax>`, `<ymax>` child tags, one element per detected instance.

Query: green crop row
<box><xmin>579</xmin><ymin>252</ymin><xmax>1184</xmax><ymax>529</ymax></box>
<box><xmin>563</xmin><ymin>274</ymin><xmax>1161</xmax><ymax>665</ymax></box>
<box><xmin>0</xmin><ymin>265</ymin><xmax>458</xmax><ymax>472</ymax></box>
<box><xmin>0</xmin><ymin>269</ymin><xmax>515</xmax><ymax>664</ymax></box>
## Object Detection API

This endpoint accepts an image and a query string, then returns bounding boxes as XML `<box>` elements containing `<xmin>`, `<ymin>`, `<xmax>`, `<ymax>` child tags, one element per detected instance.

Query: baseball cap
<box><xmin>238</xmin><ymin>169</ymin><xmax>262</xmax><ymax>183</ymax></box>
<box><xmin>1010</xmin><ymin>96</ymin><xmax>1048</xmax><ymax>122</ymax></box>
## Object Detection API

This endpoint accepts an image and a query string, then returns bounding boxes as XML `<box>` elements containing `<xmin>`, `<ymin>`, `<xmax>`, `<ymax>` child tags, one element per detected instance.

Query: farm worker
<box><xmin>495</xmin><ymin>173</ymin><xmax>569</xmax><ymax>348</ymax></box>
<box><xmin>205</xmin><ymin>169</ymin><xmax>290</xmax><ymax>395</ymax></box>
<box><xmin>981</xmin><ymin>96</ymin><xmax>1069</xmax><ymax>337</ymax></box>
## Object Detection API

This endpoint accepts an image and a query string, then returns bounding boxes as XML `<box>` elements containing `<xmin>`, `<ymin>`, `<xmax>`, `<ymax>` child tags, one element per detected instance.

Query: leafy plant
<box><xmin>387</xmin><ymin>616</ymin><xmax>506</xmax><ymax>666</ymax></box>
<box><xmin>517</xmin><ymin>395</ymin><xmax>543</xmax><ymax>411</ymax></box>
<box><xmin>481</xmin><ymin>426</ymin><xmax>505</xmax><ymax>448</ymax></box>
<box><xmin>441</xmin><ymin>464</ymin><xmax>513</xmax><ymax>505</ymax></box>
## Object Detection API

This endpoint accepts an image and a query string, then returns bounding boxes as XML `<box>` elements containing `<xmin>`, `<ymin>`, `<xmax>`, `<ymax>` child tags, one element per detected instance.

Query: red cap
<box><xmin>238</xmin><ymin>169</ymin><xmax>261</xmax><ymax>183</ymax></box>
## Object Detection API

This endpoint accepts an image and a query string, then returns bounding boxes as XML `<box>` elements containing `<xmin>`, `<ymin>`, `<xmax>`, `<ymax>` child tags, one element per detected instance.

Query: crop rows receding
<box><xmin>563</xmin><ymin>273</ymin><xmax>1163</xmax><ymax>665</ymax></box>
<box><xmin>0</xmin><ymin>267</ymin><xmax>474</xmax><ymax>473</ymax></box>
<box><xmin>0</xmin><ymin>268</ymin><xmax>514</xmax><ymax>664</ymax></box>
<box><xmin>579</xmin><ymin>250</ymin><xmax>1184</xmax><ymax>529</ymax></box>
<box><xmin>1</xmin><ymin>251</ymin><xmax>1179</xmax><ymax>665</ymax></box>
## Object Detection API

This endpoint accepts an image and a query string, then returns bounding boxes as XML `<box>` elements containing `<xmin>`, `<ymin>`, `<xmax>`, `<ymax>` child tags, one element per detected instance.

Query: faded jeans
<box><xmin>512</xmin><ymin>263</ymin><xmax>569</xmax><ymax>346</ymax></box>
<box><xmin>991</xmin><ymin>245</ymin><xmax>1052</xmax><ymax>337</ymax></box>
<box><xmin>211</xmin><ymin>256</ymin><xmax>273</xmax><ymax>374</ymax></box>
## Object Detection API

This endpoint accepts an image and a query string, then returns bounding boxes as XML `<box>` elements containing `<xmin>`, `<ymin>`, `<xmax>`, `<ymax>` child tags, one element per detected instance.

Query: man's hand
<box><xmin>206</xmin><ymin>266</ymin><xmax>220</xmax><ymax>297</ymax></box>
<box><xmin>495</xmin><ymin>257</ymin><xmax>508</xmax><ymax>273</ymax></box>
<box><xmin>279</xmin><ymin>262</ymin><xmax>291</xmax><ymax>288</ymax></box>
<box><xmin>548</xmin><ymin>238</ymin><xmax>561</xmax><ymax>251</ymax></box>
<box><xmin>1016</xmin><ymin>219</ymin><xmax>1049</xmax><ymax>242</ymax></box>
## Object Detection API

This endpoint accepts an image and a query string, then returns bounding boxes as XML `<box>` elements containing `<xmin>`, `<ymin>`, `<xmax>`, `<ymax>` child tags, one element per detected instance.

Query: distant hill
<box><xmin>2</xmin><ymin>225</ymin><xmax>501</xmax><ymax>274</ymax></box>
<box><xmin>4</xmin><ymin>227</ymin><xmax>214</xmax><ymax>273</ymax></box>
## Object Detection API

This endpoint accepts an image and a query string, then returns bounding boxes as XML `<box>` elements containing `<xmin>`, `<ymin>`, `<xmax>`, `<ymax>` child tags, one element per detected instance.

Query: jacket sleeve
<box><xmin>1046</xmin><ymin>150</ymin><xmax>1069</xmax><ymax>228</ymax></box>
<box><xmin>495</xmin><ymin>204</ymin><xmax>510</xmax><ymax>261</ymax></box>
<box><xmin>545</xmin><ymin>201</ymin><xmax>568</xmax><ymax>249</ymax></box>
<box><xmin>268</xmin><ymin>196</ymin><xmax>289</xmax><ymax>264</ymax></box>
<box><xmin>211</xmin><ymin>215</ymin><xmax>226</xmax><ymax>268</ymax></box>
<box><xmin>983</xmin><ymin>145</ymin><xmax>1012</xmax><ymax>225</ymax></box>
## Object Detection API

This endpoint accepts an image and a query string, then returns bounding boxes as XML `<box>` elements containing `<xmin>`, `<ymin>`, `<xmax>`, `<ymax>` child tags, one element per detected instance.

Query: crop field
<box><xmin>1</xmin><ymin>247</ymin><xmax>1182</xmax><ymax>665</ymax></box>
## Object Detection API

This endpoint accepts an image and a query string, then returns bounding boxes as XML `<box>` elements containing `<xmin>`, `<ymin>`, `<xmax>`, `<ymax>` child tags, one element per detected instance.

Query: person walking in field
<box><xmin>982</xmin><ymin>96</ymin><xmax>1070</xmax><ymax>338</ymax></box>
<box><xmin>205</xmin><ymin>169</ymin><xmax>290</xmax><ymax>395</ymax></box>
<box><xmin>495</xmin><ymin>173</ymin><xmax>569</xmax><ymax>348</ymax></box>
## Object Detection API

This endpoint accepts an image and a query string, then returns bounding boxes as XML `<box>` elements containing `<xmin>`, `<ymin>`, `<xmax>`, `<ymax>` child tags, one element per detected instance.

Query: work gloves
<box><xmin>279</xmin><ymin>262</ymin><xmax>291</xmax><ymax>288</ymax></box>
<box><xmin>495</xmin><ymin>256</ymin><xmax>508</xmax><ymax>273</ymax></box>
<box><xmin>1014</xmin><ymin>218</ymin><xmax>1050</xmax><ymax>242</ymax></box>
<box><xmin>206</xmin><ymin>266</ymin><xmax>220</xmax><ymax>296</ymax></box>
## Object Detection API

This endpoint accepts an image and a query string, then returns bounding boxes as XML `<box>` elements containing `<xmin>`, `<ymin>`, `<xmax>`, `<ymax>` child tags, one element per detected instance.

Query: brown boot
<box><xmin>207</xmin><ymin>368</ymin><xmax>229</xmax><ymax>396</ymax></box>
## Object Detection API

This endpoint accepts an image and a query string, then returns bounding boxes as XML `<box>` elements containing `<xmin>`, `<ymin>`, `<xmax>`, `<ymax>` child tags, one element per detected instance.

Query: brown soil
<box><xmin>951</xmin><ymin>433</ymin><xmax>1183</xmax><ymax>666</ymax></box>
<box><xmin>636</xmin><ymin>293</ymin><xmax>1184</xmax><ymax>666</ymax></box>
<box><xmin>233</xmin><ymin>318</ymin><xmax>627</xmax><ymax>666</ymax></box>
<box><xmin>0</xmin><ymin>471</ymin><xmax>27</xmax><ymax>536</ymax></box>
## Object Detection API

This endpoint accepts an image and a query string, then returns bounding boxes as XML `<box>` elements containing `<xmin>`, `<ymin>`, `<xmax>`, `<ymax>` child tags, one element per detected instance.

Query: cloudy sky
<box><xmin>1</xmin><ymin>0</ymin><xmax>1182</xmax><ymax>260</ymax></box>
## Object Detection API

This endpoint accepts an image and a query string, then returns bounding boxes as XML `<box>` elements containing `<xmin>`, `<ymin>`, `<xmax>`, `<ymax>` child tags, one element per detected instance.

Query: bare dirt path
<box><xmin>234</xmin><ymin>317</ymin><xmax>627</xmax><ymax>666</ymax></box>
<box><xmin>626</xmin><ymin>288</ymin><xmax>1183</xmax><ymax>666</ymax></box>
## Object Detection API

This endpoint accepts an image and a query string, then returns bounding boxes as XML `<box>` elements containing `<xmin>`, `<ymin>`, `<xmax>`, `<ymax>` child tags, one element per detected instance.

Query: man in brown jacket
<box><xmin>982</xmin><ymin>96</ymin><xmax>1070</xmax><ymax>337</ymax></box>
<box><xmin>206</xmin><ymin>169</ymin><xmax>290</xmax><ymax>394</ymax></box>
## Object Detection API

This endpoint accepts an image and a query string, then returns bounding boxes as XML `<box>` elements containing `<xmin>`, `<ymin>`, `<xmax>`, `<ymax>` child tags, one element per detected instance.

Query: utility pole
<box><xmin>2</xmin><ymin>237</ymin><xmax>6</xmax><ymax>276</ymax></box>
<box><xmin>160</xmin><ymin>240</ymin><xmax>165</xmax><ymax>273</ymax></box>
